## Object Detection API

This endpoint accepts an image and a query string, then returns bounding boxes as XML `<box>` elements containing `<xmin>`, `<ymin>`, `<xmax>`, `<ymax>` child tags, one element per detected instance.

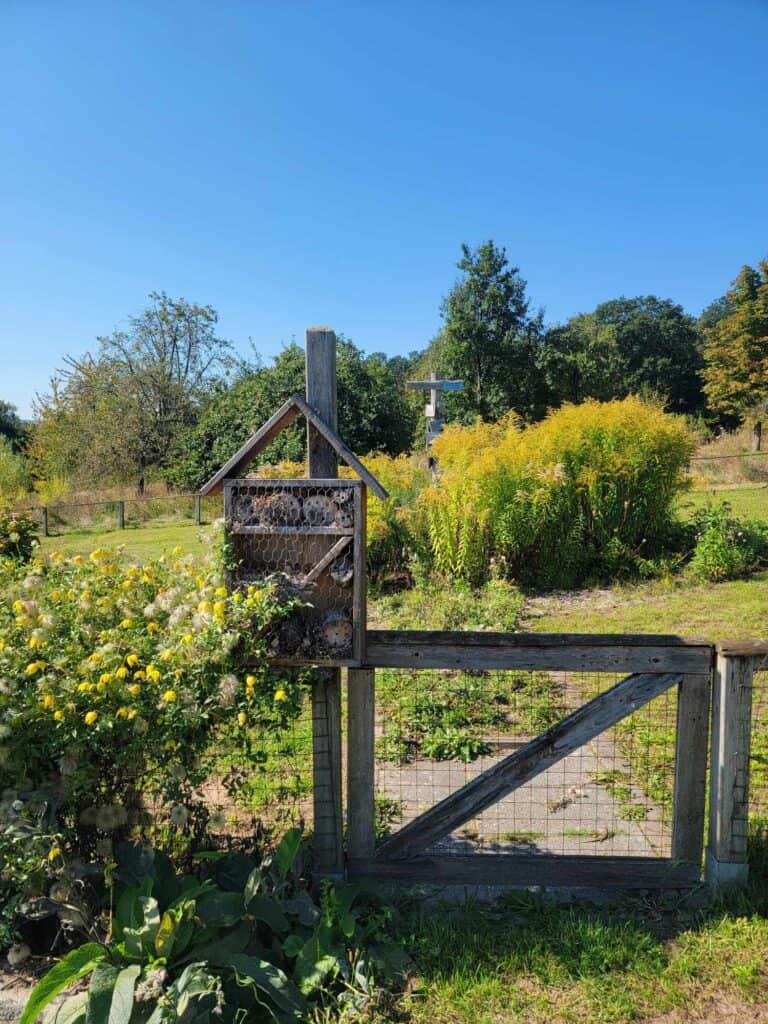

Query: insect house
<box><xmin>199</xmin><ymin>394</ymin><xmax>387</xmax><ymax>667</ymax></box>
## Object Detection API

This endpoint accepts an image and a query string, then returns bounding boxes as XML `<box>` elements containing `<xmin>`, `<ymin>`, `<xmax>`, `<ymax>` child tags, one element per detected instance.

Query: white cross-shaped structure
<box><xmin>406</xmin><ymin>372</ymin><xmax>464</xmax><ymax>449</ymax></box>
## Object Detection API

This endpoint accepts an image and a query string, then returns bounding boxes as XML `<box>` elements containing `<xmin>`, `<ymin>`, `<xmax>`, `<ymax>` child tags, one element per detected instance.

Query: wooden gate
<box><xmin>346</xmin><ymin>632</ymin><xmax>714</xmax><ymax>889</ymax></box>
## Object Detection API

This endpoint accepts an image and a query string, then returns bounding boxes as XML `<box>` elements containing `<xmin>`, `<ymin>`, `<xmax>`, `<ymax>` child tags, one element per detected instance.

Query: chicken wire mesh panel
<box><xmin>74</xmin><ymin>691</ymin><xmax>314</xmax><ymax>862</ymax></box>
<box><xmin>374</xmin><ymin>668</ymin><xmax>677</xmax><ymax>858</ymax></box>
<box><xmin>225</xmin><ymin>479</ymin><xmax>363</xmax><ymax>666</ymax></box>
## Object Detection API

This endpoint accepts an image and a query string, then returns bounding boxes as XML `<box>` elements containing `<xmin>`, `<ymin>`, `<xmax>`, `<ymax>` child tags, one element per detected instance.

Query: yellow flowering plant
<box><xmin>0</xmin><ymin>543</ymin><xmax>302</xmax><ymax>864</ymax></box>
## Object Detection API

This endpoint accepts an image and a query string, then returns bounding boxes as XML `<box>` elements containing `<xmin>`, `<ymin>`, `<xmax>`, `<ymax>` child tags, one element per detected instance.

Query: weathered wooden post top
<box><xmin>406</xmin><ymin>372</ymin><xmax>464</xmax><ymax>448</ymax></box>
<box><xmin>199</xmin><ymin>327</ymin><xmax>387</xmax><ymax>668</ymax></box>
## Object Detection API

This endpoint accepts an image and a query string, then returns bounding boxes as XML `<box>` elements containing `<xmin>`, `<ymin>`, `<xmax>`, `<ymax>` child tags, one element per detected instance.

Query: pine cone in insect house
<box><xmin>318</xmin><ymin>610</ymin><xmax>353</xmax><ymax>651</ymax></box>
<box><xmin>253</xmin><ymin>491</ymin><xmax>302</xmax><ymax>526</ymax></box>
<box><xmin>329</xmin><ymin>555</ymin><xmax>353</xmax><ymax>587</ymax></box>
<box><xmin>302</xmin><ymin>493</ymin><xmax>336</xmax><ymax>526</ymax></box>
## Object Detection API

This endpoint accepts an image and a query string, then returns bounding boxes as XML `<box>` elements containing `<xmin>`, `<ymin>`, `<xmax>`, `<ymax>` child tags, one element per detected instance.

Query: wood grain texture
<box><xmin>377</xmin><ymin>671</ymin><xmax>683</xmax><ymax>860</ymax></box>
<box><xmin>365</xmin><ymin>631</ymin><xmax>712</xmax><ymax>674</ymax></box>
<box><xmin>348</xmin><ymin>854</ymin><xmax>699</xmax><ymax>889</ymax></box>
<box><xmin>708</xmin><ymin>653</ymin><xmax>756</xmax><ymax>869</ymax></box>
<box><xmin>671</xmin><ymin>672</ymin><xmax>710</xmax><ymax>869</ymax></box>
<box><xmin>347</xmin><ymin>668</ymin><xmax>376</xmax><ymax>859</ymax></box>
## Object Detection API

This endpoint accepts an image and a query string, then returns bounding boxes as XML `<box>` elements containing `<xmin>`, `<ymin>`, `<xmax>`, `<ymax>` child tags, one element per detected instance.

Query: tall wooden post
<box><xmin>706</xmin><ymin>646</ymin><xmax>757</xmax><ymax>885</ymax></box>
<box><xmin>41</xmin><ymin>506</ymin><xmax>49</xmax><ymax>538</ymax></box>
<box><xmin>117</xmin><ymin>500</ymin><xmax>126</xmax><ymax>530</ymax></box>
<box><xmin>306</xmin><ymin>327</ymin><xmax>344</xmax><ymax>877</ymax></box>
<box><xmin>194</xmin><ymin>494</ymin><xmax>202</xmax><ymax>525</ymax></box>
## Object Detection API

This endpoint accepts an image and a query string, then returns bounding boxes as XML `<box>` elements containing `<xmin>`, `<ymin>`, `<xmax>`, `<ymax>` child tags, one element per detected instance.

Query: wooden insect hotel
<box><xmin>199</xmin><ymin>393</ymin><xmax>387</xmax><ymax>667</ymax></box>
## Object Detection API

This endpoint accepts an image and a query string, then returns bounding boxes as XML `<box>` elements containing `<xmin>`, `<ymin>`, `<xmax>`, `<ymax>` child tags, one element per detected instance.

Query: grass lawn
<box><xmin>39</xmin><ymin>519</ymin><xmax>213</xmax><ymax>562</ymax></box>
<box><xmin>679</xmin><ymin>484</ymin><xmax>768</xmax><ymax>521</ymax></box>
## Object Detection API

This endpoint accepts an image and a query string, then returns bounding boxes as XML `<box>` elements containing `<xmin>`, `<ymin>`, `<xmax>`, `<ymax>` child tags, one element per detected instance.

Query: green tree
<box><xmin>0</xmin><ymin>436</ymin><xmax>30</xmax><ymax>500</ymax></box>
<box><xmin>540</xmin><ymin>296</ymin><xmax>704</xmax><ymax>413</ymax></box>
<box><xmin>701</xmin><ymin>262</ymin><xmax>768</xmax><ymax>422</ymax></box>
<box><xmin>0</xmin><ymin>401</ymin><xmax>26</xmax><ymax>452</ymax></box>
<box><xmin>168</xmin><ymin>338</ymin><xmax>417</xmax><ymax>490</ymax></box>
<box><xmin>425</xmin><ymin>241</ymin><xmax>545</xmax><ymax>423</ymax></box>
<box><xmin>32</xmin><ymin>293</ymin><xmax>234</xmax><ymax>492</ymax></box>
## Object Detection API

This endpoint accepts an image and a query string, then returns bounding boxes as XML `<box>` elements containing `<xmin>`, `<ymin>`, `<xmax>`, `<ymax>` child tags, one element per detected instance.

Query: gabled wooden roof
<box><xmin>199</xmin><ymin>393</ymin><xmax>389</xmax><ymax>499</ymax></box>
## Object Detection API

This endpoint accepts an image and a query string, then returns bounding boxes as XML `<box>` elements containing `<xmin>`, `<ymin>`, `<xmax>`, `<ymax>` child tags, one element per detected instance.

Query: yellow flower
<box><xmin>28</xmin><ymin>636</ymin><xmax>44</xmax><ymax>649</ymax></box>
<box><xmin>96</xmin><ymin>680</ymin><xmax>107</xmax><ymax>693</ymax></box>
<box><xmin>115</xmin><ymin>666</ymin><xmax>129</xmax><ymax>679</ymax></box>
<box><xmin>162</xmin><ymin>689</ymin><xmax>177</xmax><ymax>703</ymax></box>
<box><xmin>126</xmin><ymin>654</ymin><xmax>140</xmax><ymax>667</ymax></box>
<box><xmin>215</xmin><ymin>586</ymin><xmax>227</xmax><ymax>598</ymax></box>
<box><xmin>88</xmin><ymin>652</ymin><xmax>102</xmax><ymax>664</ymax></box>
<box><xmin>53</xmin><ymin>710</ymin><xmax>64</xmax><ymax>721</ymax></box>
<box><xmin>140</xmin><ymin>574</ymin><xmax>152</xmax><ymax>585</ymax></box>
<box><xmin>274</xmin><ymin>688</ymin><xmax>287</xmax><ymax>702</ymax></box>
<box><xmin>84</xmin><ymin>711</ymin><xmax>98</xmax><ymax>725</ymax></box>
<box><xmin>12</xmin><ymin>599</ymin><xmax>24</xmax><ymax>613</ymax></box>
<box><xmin>116</xmin><ymin>706</ymin><xmax>130</xmax><ymax>719</ymax></box>
<box><xmin>132</xmin><ymin>670</ymin><xmax>146</xmax><ymax>681</ymax></box>
<box><xmin>48</xmin><ymin>846</ymin><xmax>61</xmax><ymax>861</ymax></box>
<box><xmin>77</xmin><ymin>682</ymin><xmax>92</xmax><ymax>693</ymax></box>
<box><xmin>0</xmin><ymin>639</ymin><xmax>4</xmax><ymax>652</ymax></box>
<box><xmin>121</xmin><ymin>580</ymin><xmax>133</xmax><ymax>591</ymax></box>
<box><xmin>50</xmin><ymin>589</ymin><xmax>62</xmax><ymax>602</ymax></box>
<box><xmin>128</xmin><ymin>683</ymin><xmax>141</xmax><ymax>696</ymax></box>
<box><xmin>164</xmin><ymin>739</ymin><xmax>176</xmax><ymax>751</ymax></box>
<box><xmin>198</xmin><ymin>601</ymin><xmax>212</xmax><ymax>614</ymax></box>
<box><xmin>99</xmin><ymin>672</ymin><xmax>113</xmax><ymax>685</ymax></box>
<box><xmin>171</xmin><ymin>545</ymin><xmax>183</xmax><ymax>556</ymax></box>
<box><xmin>246</xmin><ymin>675</ymin><xmax>257</xmax><ymax>687</ymax></box>
<box><xmin>237</xmin><ymin>712</ymin><xmax>247</xmax><ymax>727</ymax></box>
<box><xmin>159</xmin><ymin>649</ymin><xmax>173</xmax><ymax>662</ymax></box>
<box><xmin>25</xmin><ymin>661</ymin><xmax>46</xmax><ymax>676</ymax></box>
<box><xmin>181</xmin><ymin>634</ymin><xmax>193</xmax><ymax>645</ymax></box>
<box><xmin>232</xmin><ymin>593</ymin><xmax>243</xmax><ymax>604</ymax></box>
<box><xmin>126</xmin><ymin>709</ymin><xmax>137</xmax><ymax>720</ymax></box>
<box><xmin>147</xmin><ymin>622</ymin><xmax>159</xmax><ymax>634</ymax></box>
<box><xmin>146</xmin><ymin>665</ymin><xmax>162</xmax><ymax>683</ymax></box>
<box><xmin>41</xmin><ymin>694</ymin><xmax>56</xmax><ymax>709</ymax></box>
<box><xmin>89</xmin><ymin>548</ymin><xmax>105</xmax><ymax>562</ymax></box>
<box><xmin>120</xmin><ymin>618</ymin><xmax>134</xmax><ymax>629</ymax></box>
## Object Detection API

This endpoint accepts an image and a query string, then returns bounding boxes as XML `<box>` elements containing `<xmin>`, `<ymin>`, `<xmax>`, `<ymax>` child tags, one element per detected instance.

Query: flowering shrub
<box><xmin>0</xmin><ymin>507</ymin><xmax>38</xmax><ymax>563</ymax></box>
<box><xmin>424</xmin><ymin>398</ymin><xmax>695</xmax><ymax>588</ymax></box>
<box><xmin>0</xmin><ymin>540</ymin><xmax>303</xmax><ymax>947</ymax></box>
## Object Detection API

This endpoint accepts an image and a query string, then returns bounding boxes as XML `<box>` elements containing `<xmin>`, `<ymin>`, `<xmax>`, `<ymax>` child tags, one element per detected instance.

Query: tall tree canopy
<box><xmin>540</xmin><ymin>296</ymin><xmax>704</xmax><ymax>413</ymax></box>
<box><xmin>701</xmin><ymin>262</ymin><xmax>768</xmax><ymax>422</ymax></box>
<box><xmin>167</xmin><ymin>338</ymin><xmax>418</xmax><ymax>490</ymax></box>
<box><xmin>423</xmin><ymin>241</ymin><xmax>544</xmax><ymax>423</ymax></box>
<box><xmin>31</xmin><ymin>293</ymin><xmax>234</xmax><ymax>491</ymax></box>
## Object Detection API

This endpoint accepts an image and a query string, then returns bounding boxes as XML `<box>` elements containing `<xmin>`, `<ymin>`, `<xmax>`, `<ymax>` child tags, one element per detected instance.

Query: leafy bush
<box><xmin>0</xmin><ymin>436</ymin><xmax>30</xmax><ymax>502</ymax></box>
<box><xmin>21</xmin><ymin>830</ymin><xmax>406</xmax><ymax>1023</ymax></box>
<box><xmin>688</xmin><ymin>502</ymin><xmax>768</xmax><ymax>582</ymax></box>
<box><xmin>425</xmin><ymin>397</ymin><xmax>695</xmax><ymax>588</ymax></box>
<box><xmin>0</xmin><ymin>540</ymin><xmax>302</xmax><ymax>948</ymax></box>
<box><xmin>0</xmin><ymin>507</ymin><xmax>38</xmax><ymax>563</ymax></box>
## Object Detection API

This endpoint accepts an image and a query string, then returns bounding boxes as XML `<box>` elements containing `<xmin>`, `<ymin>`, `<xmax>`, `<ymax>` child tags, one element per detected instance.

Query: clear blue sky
<box><xmin>2</xmin><ymin>0</ymin><xmax>767</xmax><ymax>418</ymax></box>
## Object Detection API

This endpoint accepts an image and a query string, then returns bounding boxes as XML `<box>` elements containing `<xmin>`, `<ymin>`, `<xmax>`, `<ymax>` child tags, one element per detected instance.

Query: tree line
<box><xmin>3</xmin><ymin>245</ymin><xmax>767</xmax><ymax>497</ymax></box>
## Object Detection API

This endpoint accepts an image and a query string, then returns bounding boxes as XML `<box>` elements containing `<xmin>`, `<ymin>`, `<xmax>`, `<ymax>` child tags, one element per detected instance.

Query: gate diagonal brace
<box><xmin>376</xmin><ymin>671</ymin><xmax>683</xmax><ymax>861</ymax></box>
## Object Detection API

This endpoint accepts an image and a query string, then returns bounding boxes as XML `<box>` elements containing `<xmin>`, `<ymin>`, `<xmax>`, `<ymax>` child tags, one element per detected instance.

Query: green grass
<box><xmin>379</xmin><ymin>885</ymin><xmax>768</xmax><ymax>1024</ymax></box>
<box><xmin>39</xmin><ymin>520</ymin><xmax>213</xmax><ymax>561</ymax></box>
<box><xmin>679</xmin><ymin>484</ymin><xmax>768</xmax><ymax>522</ymax></box>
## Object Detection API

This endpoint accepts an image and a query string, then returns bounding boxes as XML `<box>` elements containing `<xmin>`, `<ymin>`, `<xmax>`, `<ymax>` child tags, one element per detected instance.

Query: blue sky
<box><xmin>2</xmin><ymin>0</ymin><xmax>767</xmax><ymax>418</ymax></box>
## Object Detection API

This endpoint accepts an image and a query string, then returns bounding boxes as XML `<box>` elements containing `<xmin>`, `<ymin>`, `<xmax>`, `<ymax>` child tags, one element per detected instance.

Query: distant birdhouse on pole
<box><xmin>406</xmin><ymin>373</ymin><xmax>464</xmax><ymax>457</ymax></box>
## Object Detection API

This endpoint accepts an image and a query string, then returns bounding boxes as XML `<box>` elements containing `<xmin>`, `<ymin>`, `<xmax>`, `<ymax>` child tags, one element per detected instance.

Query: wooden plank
<box><xmin>671</xmin><ymin>673</ymin><xmax>710</xmax><ymax>868</ymax></box>
<box><xmin>377</xmin><ymin>671</ymin><xmax>682</xmax><ymax>860</ymax></box>
<box><xmin>347</xmin><ymin>668</ymin><xmax>376</xmax><ymax>860</ymax></box>
<box><xmin>199</xmin><ymin>398</ymin><xmax>302</xmax><ymax>495</ymax></box>
<box><xmin>306</xmin><ymin>327</ymin><xmax>344</xmax><ymax>877</ymax></box>
<box><xmin>348</xmin><ymin>855</ymin><xmax>699</xmax><ymax>889</ymax></box>
<box><xmin>301</xmin><ymin>536</ymin><xmax>352</xmax><ymax>587</ymax></box>
<box><xmin>353</xmin><ymin>483</ymin><xmax>366</xmax><ymax>663</ymax></box>
<box><xmin>365</xmin><ymin>631</ymin><xmax>712</xmax><ymax>674</ymax></box>
<box><xmin>716</xmin><ymin>640</ymin><xmax>768</xmax><ymax>657</ymax></box>
<box><xmin>706</xmin><ymin>653</ymin><xmax>756</xmax><ymax>885</ymax></box>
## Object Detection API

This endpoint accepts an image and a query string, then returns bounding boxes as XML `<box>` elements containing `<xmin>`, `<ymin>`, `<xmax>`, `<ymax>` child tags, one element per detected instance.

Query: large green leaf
<box><xmin>20</xmin><ymin>944</ymin><xmax>107</xmax><ymax>1024</ymax></box>
<box><xmin>272</xmin><ymin>830</ymin><xmax>302</xmax><ymax>880</ymax></box>
<box><xmin>123</xmin><ymin>896</ymin><xmax>161</xmax><ymax>958</ymax></box>
<box><xmin>196</xmin><ymin>890</ymin><xmax>245</xmax><ymax>927</ymax></box>
<box><xmin>107</xmin><ymin>965</ymin><xmax>141</xmax><ymax>1024</ymax></box>
<box><xmin>246</xmin><ymin>896</ymin><xmax>290</xmax><ymax>935</ymax></box>
<box><xmin>85</xmin><ymin>963</ymin><xmax>120</xmax><ymax>1024</ymax></box>
<box><xmin>155</xmin><ymin>909</ymin><xmax>180</xmax><ymax>958</ymax></box>
<box><xmin>214</xmin><ymin>852</ymin><xmax>255</xmax><ymax>892</ymax></box>
<box><xmin>42</xmin><ymin>991</ymin><xmax>88</xmax><ymax>1024</ymax></box>
<box><xmin>227</xmin><ymin>954</ymin><xmax>306</xmax><ymax>1019</ymax></box>
<box><xmin>178</xmin><ymin>920</ymin><xmax>251</xmax><ymax>967</ymax></box>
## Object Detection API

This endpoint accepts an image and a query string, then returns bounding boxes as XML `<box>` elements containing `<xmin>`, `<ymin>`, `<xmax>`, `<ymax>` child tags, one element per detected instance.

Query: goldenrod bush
<box><xmin>425</xmin><ymin>398</ymin><xmax>695</xmax><ymax>588</ymax></box>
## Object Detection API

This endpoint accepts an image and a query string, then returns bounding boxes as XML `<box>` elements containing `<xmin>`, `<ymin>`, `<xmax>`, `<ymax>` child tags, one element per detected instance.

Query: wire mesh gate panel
<box><xmin>224</xmin><ymin>478</ymin><xmax>366</xmax><ymax>666</ymax></box>
<box><xmin>347</xmin><ymin>634</ymin><xmax>713</xmax><ymax>889</ymax></box>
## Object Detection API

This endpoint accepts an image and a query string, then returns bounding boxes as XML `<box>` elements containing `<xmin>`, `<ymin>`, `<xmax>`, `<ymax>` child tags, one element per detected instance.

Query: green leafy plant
<box><xmin>21</xmin><ymin>830</ymin><xmax>407</xmax><ymax>1023</ymax></box>
<box><xmin>688</xmin><ymin>501</ymin><xmax>767</xmax><ymax>582</ymax></box>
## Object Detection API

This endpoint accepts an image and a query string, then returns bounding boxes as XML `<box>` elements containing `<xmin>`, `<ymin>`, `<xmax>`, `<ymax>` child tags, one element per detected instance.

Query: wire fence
<box><xmin>373</xmin><ymin>668</ymin><xmax>677</xmax><ymax>859</ymax></box>
<box><xmin>17</xmin><ymin>493</ymin><xmax>224</xmax><ymax>537</ymax></box>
